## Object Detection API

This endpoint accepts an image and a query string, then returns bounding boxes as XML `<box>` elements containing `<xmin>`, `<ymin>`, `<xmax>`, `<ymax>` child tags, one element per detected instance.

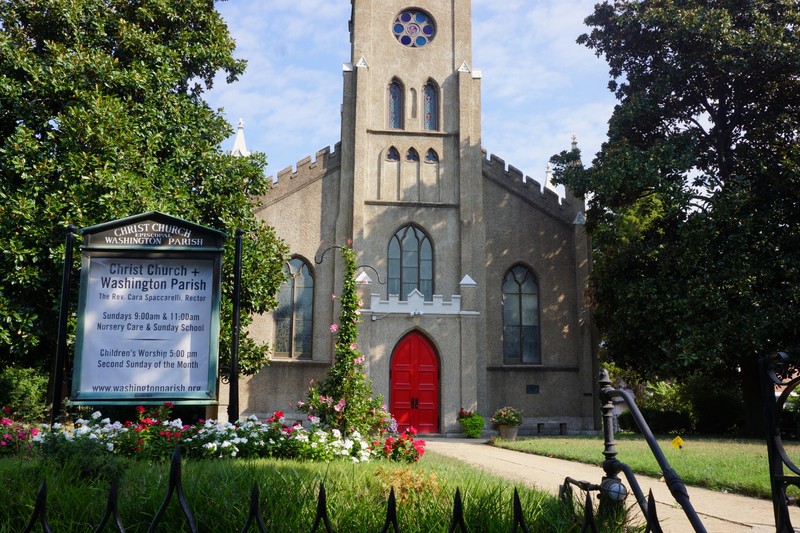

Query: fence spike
<box><xmin>446</xmin><ymin>487</ymin><xmax>469</xmax><ymax>532</ymax></box>
<box><xmin>379</xmin><ymin>487</ymin><xmax>401</xmax><ymax>533</ymax></box>
<box><xmin>579</xmin><ymin>491</ymin><xmax>598</xmax><ymax>533</ymax></box>
<box><xmin>93</xmin><ymin>477</ymin><xmax>126</xmax><ymax>533</ymax></box>
<box><xmin>22</xmin><ymin>479</ymin><xmax>53</xmax><ymax>533</ymax></box>
<box><xmin>510</xmin><ymin>488</ymin><xmax>531</xmax><ymax>533</ymax></box>
<box><xmin>239</xmin><ymin>483</ymin><xmax>267</xmax><ymax>533</ymax></box>
<box><xmin>309</xmin><ymin>483</ymin><xmax>334</xmax><ymax>532</ymax></box>
<box><xmin>644</xmin><ymin>490</ymin><xmax>664</xmax><ymax>533</ymax></box>
<box><xmin>147</xmin><ymin>446</ymin><xmax>198</xmax><ymax>533</ymax></box>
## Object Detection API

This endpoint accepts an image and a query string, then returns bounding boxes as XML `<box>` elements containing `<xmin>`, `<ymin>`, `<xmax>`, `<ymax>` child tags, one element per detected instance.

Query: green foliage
<box><xmin>0</xmin><ymin>454</ymin><xmax>578</xmax><ymax>532</ymax></box>
<box><xmin>617</xmin><ymin>408</ymin><xmax>693</xmax><ymax>434</ymax></box>
<box><xmin>458</xmin><ymin>413</ymin><xmax>486</xmax><ymax>438</ymax></box>
<box><xmin>301</xmin><ymin>245</ymin><xmax>389</xmax><ymax>435</ymax></box>
<box><xmin>681</xmin><ymin>377</ymin><xmax>744</xmax><ymax>435</ymax></box>
<box><xmin>0</xmin><ymin>367</ymin><xmax>48</xmax><ymax>421</ymax></box>
<box><xmin>552</xmin><ymin>0</ymin><xmax>800</xmax><ymax>433</ymax></box>
<box><xmin>490</xmin><ymin>406</ymin><xmax>522</xmax><ymax>428</ymax></box>
<box><xmin>0</xmin><ymin>0</ymin><xmax>289</xmax><ymax>375</ymax></box>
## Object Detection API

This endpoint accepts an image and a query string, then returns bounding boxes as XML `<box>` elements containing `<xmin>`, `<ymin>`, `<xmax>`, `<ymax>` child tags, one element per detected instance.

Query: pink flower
<box><xmin>354</xmin><ymin>356</ymin><xmax>365</xmax><ymax>364</ymax></box>
<box><xmin>334</xmin><ymin>399</ymin><xmax>346</xmax><ymax>412</ymax></box>
<box><xmin>329</xmin><ymin>323</ymin><xmax>339</xmax><ymax>333</ymax></box>
<box><xmin>349</xmin><ymin>343</ymin><xmax>357</xmax><ymax>350</ymax></box>
<box><xmin>358</xmin><ymin>299</ymin><xmax>364</xmax><ymax>307</ymax></box>
<box><xmin>331</xmin><ymin>293</ymin><xmax>337</xmax><ymax>300</ymax></box>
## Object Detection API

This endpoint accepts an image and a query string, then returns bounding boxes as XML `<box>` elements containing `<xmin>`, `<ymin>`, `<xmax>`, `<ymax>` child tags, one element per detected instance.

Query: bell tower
<box><xmin>337</xmin><ymin>1</ymin><xmax>484</xmax><ymax>267</ymax></box>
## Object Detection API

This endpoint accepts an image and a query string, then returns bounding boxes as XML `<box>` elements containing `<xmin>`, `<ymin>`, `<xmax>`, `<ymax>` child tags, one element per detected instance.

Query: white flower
<box><xmin>91</xmin><ymin>411</ymin><xmax>102</xmax><ymax>420</ymax></box>
<box><xmin>106</xmin><ymin>443</ymin><xmax>114</xmax><ymax>451</ymax></box>
<box><xmin>101</xmin><ymin>418</ymin><xmax>111</xmax><ymax>425</ymax></box>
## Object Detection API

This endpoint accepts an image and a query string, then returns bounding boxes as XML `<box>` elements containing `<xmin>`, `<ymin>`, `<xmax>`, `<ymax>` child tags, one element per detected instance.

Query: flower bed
<box><xmin>6</xmin><ymin>404</ymin><xmax>424</xmax><ymax>464</ymax></box>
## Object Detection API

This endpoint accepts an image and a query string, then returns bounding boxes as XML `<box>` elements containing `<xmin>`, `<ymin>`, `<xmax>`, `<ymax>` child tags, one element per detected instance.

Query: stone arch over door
<box><xmin>389</xmin><ymin>331</ymin><xmax>440</xmax><ymax>434</ymax></box>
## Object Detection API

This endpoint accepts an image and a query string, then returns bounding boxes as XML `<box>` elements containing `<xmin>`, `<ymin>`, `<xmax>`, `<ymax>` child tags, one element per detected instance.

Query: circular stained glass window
<box><xmin>392</xmin><ymin>10</ymin><xmax>435</xmax><ymax>48</ymax></box>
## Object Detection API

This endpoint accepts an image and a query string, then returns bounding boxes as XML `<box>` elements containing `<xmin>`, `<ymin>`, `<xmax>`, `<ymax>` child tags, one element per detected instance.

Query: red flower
<box><xmin>136</xmin><ymin>405</ymin><xmax>146</xmax><ymax>414</ymax></box>
<box><xmin>164</xmin><ymin>402</ymin><xmax>174</xmax><ymax>408</ymax></box>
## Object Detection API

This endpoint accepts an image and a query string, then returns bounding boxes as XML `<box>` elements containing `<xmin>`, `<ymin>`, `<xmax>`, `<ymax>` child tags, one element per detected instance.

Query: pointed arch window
<box><xmin>274</xmin><ymin>258</ymin><xmax>314</xmax><ymax>358</ymax></box>
<box><xmin>502</xmin><ymin>265</ymin><xmax>540</xmax><ymax>364</ymax></box>
<box><xmin>388</xmin><ymin>80</ymin><xmax>404</xmax><ymax>129</ymax></box>
<box><xmin>425</xmin><ymin>149</ymin><xmax>439</xmax><ymax>163</ymax></box>
<box><xmin>406</xmin><ymin>147</ymin><xmax>419</xmax><ymax>162</ymax></box>
<box><xmin>388</xmin><ymin>225</ymin><xmax>433</xmax><ymax>301</ymax></box>
<box><xmin>423</xmin><ymin>82</ymin><xmax>439</xmax><ymax>130</ymax></box>
<box><xmin>386</xmin><ymin>146</ymin><xmax>400</xmax><ymax>161</ymax></box>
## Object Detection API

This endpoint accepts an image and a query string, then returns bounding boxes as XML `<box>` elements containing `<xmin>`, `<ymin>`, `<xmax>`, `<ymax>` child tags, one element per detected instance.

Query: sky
<box><xmin>205</xmin><ymin>0</ymin><xmax>618</xmax><ymax>190</ymax></box>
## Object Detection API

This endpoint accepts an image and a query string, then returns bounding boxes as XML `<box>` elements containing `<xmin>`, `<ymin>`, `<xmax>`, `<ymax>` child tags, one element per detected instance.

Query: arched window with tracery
<box><xmin>274</xmin><ymin>257</ymin><xmax>314</xmax><ymax>358</ymax></box>
<box><xmin>423</xmin><ymin>81</ymin><xmax>439</xmax><ymax>130</ymax></box>
<box><xmin>502</xmin><ymin>265</ymin><xmax>540</xmax><ymax>364</ymax></box>
<box><xmin>388</xmin><ymin>79</ymin><xmax>404</xmax><ymax>129</ymax></box>
<box><xmin>388</xmin><ymin>225</ymin><xmax>433</xmax><ymax>300</ymax></box>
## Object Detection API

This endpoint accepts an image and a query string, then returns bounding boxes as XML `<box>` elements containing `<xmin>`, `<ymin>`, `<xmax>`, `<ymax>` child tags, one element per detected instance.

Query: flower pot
<box><xmin>498</xmin><ymin>424</ymin><xmax>519</xmax><ymax>441</ymax></box>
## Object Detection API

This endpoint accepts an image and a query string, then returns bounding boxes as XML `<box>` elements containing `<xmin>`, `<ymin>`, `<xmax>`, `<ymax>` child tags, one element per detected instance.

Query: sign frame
<box><xmin>71</xmin><ymin>212</ymin><xmax>226</xmax><ymax>405</ymax></box>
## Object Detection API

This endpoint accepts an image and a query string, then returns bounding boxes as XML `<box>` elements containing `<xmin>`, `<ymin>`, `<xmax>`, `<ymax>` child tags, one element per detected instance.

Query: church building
<box><xmin>226</xmin><ymin>1</ymin><xmax>598</xmax><ymax>435</ymax></box>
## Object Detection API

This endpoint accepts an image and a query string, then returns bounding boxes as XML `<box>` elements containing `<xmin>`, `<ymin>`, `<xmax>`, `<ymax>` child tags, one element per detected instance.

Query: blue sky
<box><xmin>205</xmin><ymin>0</ymin><xmax>617</xmax><ymax>189</ymax></box>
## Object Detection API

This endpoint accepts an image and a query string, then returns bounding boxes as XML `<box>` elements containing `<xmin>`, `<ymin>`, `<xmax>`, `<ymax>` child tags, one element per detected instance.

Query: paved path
<box><xmin>424</xmin><ymin>438</ymin><xmax>800</xmax><ymax>532</ymax></box>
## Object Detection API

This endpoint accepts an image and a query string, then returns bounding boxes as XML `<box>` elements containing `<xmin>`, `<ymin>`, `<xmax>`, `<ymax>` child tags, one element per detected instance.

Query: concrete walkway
<box><xmin>424</xmin><ymin>438</ymin><xmax>799</xmax><ymax>532</ymax></box>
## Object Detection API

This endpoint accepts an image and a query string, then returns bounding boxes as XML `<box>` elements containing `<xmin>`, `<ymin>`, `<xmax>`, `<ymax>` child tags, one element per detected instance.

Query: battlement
<box><xmin>481</xmin><ymin>151</ymin><xmax>579</xmax><ymax>222</ymax></box>
<box><xmin>260</xmin><ymin>143</ymin><xmax>342</xmax><ymax>207</ymax></box>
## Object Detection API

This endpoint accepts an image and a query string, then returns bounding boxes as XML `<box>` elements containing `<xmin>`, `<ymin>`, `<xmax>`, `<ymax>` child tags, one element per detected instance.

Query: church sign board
<box><xmin>71</xmin><ymin>212</ymin><xmax>225</xmax><ymax>405</ymax></box>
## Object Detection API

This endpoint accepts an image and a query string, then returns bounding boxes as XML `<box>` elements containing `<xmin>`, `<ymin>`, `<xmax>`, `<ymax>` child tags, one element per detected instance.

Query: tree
<box><xmin>0</xmin><ymin>0</ymin><xmax>289</xmax><ymax>379</ymax></box>
<box><xmin>551</xmin><ymin>0</ymin><xmax>800</xmax><ymax>434</ymax></box>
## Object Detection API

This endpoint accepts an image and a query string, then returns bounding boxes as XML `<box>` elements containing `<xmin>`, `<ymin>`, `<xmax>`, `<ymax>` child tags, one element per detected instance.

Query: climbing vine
<box><xmin>300</xmin><ymin>244</ymin><xmax>390</xmax><ymax>435</ymax></box>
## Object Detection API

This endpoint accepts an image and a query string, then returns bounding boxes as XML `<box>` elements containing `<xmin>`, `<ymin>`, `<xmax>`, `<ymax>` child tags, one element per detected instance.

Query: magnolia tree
<box><xmin>299</xmin><ymin>245</ymin><xmax>391</xmax><ymax>435</ymax></box>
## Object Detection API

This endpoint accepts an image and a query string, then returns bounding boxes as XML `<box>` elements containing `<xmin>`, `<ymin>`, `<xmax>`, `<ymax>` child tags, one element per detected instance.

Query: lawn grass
<box><xmin>493</xmin><ymin>433</ymin><xmax>800</xmax><ymax>499</ymax></box>
<box><xmin>0</xmin><ymin>453</ymin><xmax>593</xmax><ymax>532</ymax></box>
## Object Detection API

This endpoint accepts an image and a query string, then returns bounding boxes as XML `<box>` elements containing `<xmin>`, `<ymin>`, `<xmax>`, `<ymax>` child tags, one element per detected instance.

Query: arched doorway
<box><xmin>390</xmin><ymin>331</ymin><xmax>439</xmax><ymax>433</ymax></box>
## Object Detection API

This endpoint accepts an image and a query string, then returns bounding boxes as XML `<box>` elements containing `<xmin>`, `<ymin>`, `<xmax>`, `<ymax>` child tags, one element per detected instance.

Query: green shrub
<box><xmin>0</xmin><ymin>367</ymin><xmax>48</xmax><ymax>421</ymax></box>
<box><xmin>617</xmin><ymin>408</ymin><xmax>692</xmax><ymax>434</ymax></box>
<box><xmin>690</xmin><ymin>390</ymin><xmax>743</xmax><ymax>434</ymax></box>
<box><xmin>459</xmin><ymin>413</ymin><xmax>485</xmax><ymax>438</ymax></box>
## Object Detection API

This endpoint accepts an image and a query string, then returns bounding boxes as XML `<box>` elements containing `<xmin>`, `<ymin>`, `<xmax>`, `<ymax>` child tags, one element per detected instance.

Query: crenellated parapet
<box><xmin>481</xmin><ymin>151</ymin><xmax>580</xmax><ymax>223</ymax></box>
<box><xmin>257</xmin><ymin>143</ymin><xmax>342</xmax><ymax>209</ymax></box>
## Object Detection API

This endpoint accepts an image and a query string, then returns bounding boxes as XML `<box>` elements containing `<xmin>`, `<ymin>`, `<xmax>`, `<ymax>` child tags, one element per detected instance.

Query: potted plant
<box><xmin>491</xmin><ymin>406</ymin><xmax>522</xmax><ymax>441</ymax></box>
<box><xmin>457</xmin><ymin>408</ymin><xmax>485</xmax><ymax>438</ymax></box>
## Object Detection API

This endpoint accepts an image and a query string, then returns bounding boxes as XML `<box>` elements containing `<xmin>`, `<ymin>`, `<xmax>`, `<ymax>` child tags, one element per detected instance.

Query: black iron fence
<box><xmin>21</xmin><ymin>446</ymin><xmax>534</xmax><ymax>533</ymax></box>
<box><xmin>560</xmin><ymin>369</ymin><xmax>708</xmax><ymax>533</ymax></box>
<box><xmin>760</xmin><ymin>351</ymin><xmax>800</xmax><ymax>533</ymax></box>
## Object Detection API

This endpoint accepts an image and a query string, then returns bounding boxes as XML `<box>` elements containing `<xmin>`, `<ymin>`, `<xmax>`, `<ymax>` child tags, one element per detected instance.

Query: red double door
<box><xmin>390</xmin><ymin>332</ymin><xmax>439</xmax><ymax>434</ymax></box>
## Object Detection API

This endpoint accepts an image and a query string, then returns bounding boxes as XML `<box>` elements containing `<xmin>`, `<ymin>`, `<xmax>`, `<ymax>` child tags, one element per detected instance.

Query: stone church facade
<box><xmin>221</xmin><ymin>1</ymin><xmax>598</xmax><ymax>434</ymax></box>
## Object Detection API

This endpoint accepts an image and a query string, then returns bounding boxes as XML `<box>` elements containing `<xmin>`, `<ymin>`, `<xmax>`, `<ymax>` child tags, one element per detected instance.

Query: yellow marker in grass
<box><xmin>671</xmin><ymin>436</ymin><xmax>685</xmax><ymax>450</ymax></box>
